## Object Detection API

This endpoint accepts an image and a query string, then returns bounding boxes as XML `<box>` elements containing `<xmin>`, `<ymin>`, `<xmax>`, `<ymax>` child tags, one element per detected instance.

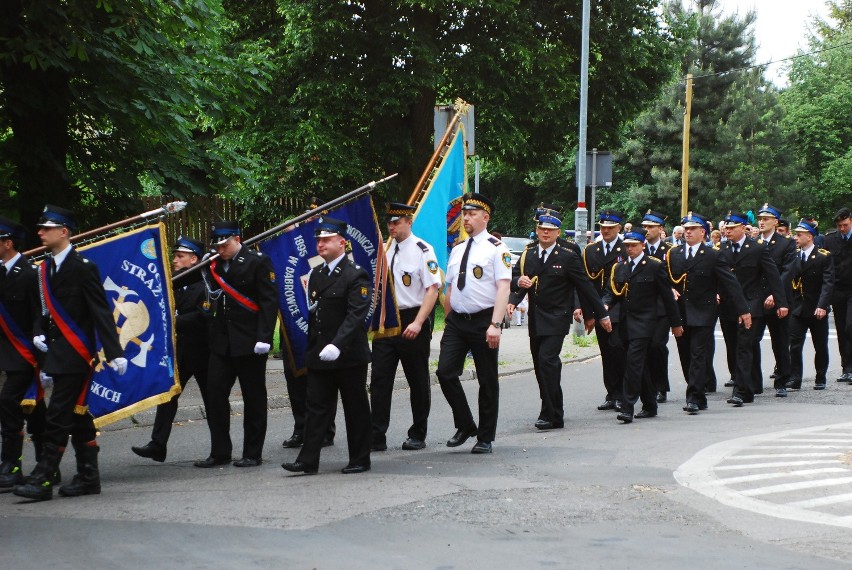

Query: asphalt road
<box><xmin>2</xmin><ymin>328</ymin><xmax>851</xmax><ymax>569</ymax></box>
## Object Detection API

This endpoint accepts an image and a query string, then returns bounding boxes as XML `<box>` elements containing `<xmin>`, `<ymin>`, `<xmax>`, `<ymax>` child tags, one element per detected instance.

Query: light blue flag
<box><xmin>412</xmin><ymin>124</ymin><xmax>467</xmax><ymax>270</ymax></box>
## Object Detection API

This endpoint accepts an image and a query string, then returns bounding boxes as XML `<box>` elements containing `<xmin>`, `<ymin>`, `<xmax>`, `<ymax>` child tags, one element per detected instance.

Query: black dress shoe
<box><xmin>535</xmin><ymin>420</ymin><xmax>555</xmax><ymax>430</ymax></box>
<box><xmin>727</xmin><ymin>396</ymin><xmax>744</xmax><ymax>407</ymax></box>
<box><xmin>233</xmin><ymin>457</ymin><xmax>262</xmax><ymax>467</ymax></box>
<box><xmin>616</xmin><ymin>412</ymin><xmax>633</xmax><ymax>423</ymax></box>
<box><xmin>281</xmin><ymin>434</ymin><xmax>304</xmax><ymax>448</ymax></box>
<box><xmin>446</xmin><ymin>426</ymin><xmax>477</xmax><ymax>448</ymax></box>
<box><xmin>194</xmin><ymin>456</ymin><xmax>231</xmax><ymax>468</ymax></box>
<box><xmin>370</xmin><ymin>442</ymin><xmax>387</xmax><ymax>452</ymax></box>
<box><xmin>838</xmin><ymin>372</ymin><xmax>852</xmax><ymax>382</ymax></box>
<box><xmin>635</xmin><ymin>409</ymin><xmax>657</xmax><ymax>419</ymax></box>
<box><xmin>656</xmin><ymin>392</ymin><xmax>667</xmax><ymax>403</ymax></box>
<box><xmin>775</xmin><ymin>388</ymin><xmax>787</xmax><ymax>398</ymax></box>
<box><xmin>281</xmin><ymin>461</ymin><xmax>318</xmax><ymax>474</ymax></box>
<box><xmin>471</xmin><ymin>441</ymin><xmax>492</xmax><ymax>454</ymax></box>
<box><xmin>534</xmin><ymin>418</ymin><xmax>550</xmax><ymax>428</ymax></box>
<box><xmin>131</xmin><ymin>442</ymin><xmax>166</xmax><ymax>462</ymax></box>
<box><xmin>724</xmin><ymin>380</ymin><xmax>735</xmax><ymax>388</ymax></box>
<box><xmin>401</xmin><ymin>438</ymin><xmax>426</xmax><ymax>450</ymax></box>
<box><xmin>341</xmin><ymin>464</ymin><xmax>371</xmax><ymax>474</ymax></box>
<box><xmin>614</xmin><ymin>400</ymin><xmax>623</xmax><ymax>412</ymax></box>
<box><xmin>785</xmin><ymin>379</ymin><xmax>802</xmax><ymax>390</ymax></box>
<box><xmin>814</xmin><ymin>382</ymin><xmax>826</xmax><ymax>390</ymax></box>
<box><xmin>683</xmin><ymin>403</ymin><xmax>699</xmax><ymax>414</ymax></box>
<box><xmin>597</xmin><ymin>400</ymin><xmax>616</xmax><ymax>411</ymax></box>
<box><xmin>698</xmin><ymin>403</ymin><xmax>708</xmax><ymax>410</ymax></box>
<box><xmin>322</xmin><ymin>435</ymin><xmax>335</xmax><ymax>448</ymax></box>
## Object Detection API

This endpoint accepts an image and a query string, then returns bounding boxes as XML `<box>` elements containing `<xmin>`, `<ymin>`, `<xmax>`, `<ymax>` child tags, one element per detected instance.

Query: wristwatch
<box><xmin>490</xmin><ymin>321</ymin><xmax>503</xmax><ymax>328</ymax></box>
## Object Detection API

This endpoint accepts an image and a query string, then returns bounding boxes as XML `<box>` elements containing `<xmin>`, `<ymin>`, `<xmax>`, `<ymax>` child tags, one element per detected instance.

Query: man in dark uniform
<box><xmin>436</xmin><ymin>194</ymin><xmax>511</xmax><ymax>454</ymax></box>
<box><xmin>131</xmin><ymin>236</ymin><xmax>210</xmax><ymax>462</ymax></box>
<box><xmin>370</xmin><ymin>203</ymin><xmax>440</xmax><ymax>452</ymax></box>
<box><xmin>756</xmin><ymin>203</ymin><xmax>797</xmax><ymax>396</ymax></box>
<box><xmin>194</xmin><ymin>221</ymin><xmax>278</xmax><ymax>468</ymax></box>
<box><xmin>824</xmin><ymin>208</ymin><xmax>852</xmax><ymax>383</ymax></box>
<box><xmin>282</xmin><ymin>217</ymin><xmax>373</xmax><ymax>474</ymax></box>
<box><xmin>667</xmin><ymin>212</ymin><xmax>750</xmax><ymax>414</ymax></box>
<box><xmin>581</xmin><ymin>210</ymin><xmax>627</xmax><ymax>411</ymax></box>
<box><xmin>787</xmin><ymin>219</ymin><xmax>835</xmax><ymax>390</ymax></box>
<box><xmin>718</xmin><ymin>211</ymin><xmax>788</xmax><ymax>407</ymax></box>
<box><xmin>604</xmin><ymin>228</ymin><xmax>682</xmax><ymax>422</ymax></box>
<box><xmin>14</xmin><ymin>205</ymin><xmax>127</xmax><ymax>501</ymax></box>
<box><xmin>640</xmin><ymin>210</ymin><xmax>674</xmax><ymax>403</ymax></box>
<box><xmin>0</xmin><ymin>218</ymin><xmax>50</xmax><ymax>490</ymax></box>
<box><xmin>508</xmin><ymin>207</ymin><xmax>610</xmax><ymax>430</ymax></box>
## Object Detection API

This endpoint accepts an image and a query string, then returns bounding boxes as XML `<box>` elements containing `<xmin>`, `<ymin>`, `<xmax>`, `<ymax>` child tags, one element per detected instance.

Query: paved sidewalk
<box><xmin>106</xmin><ymin>323</ymin><xmax>600</xmax><ymax>432</ymax></box>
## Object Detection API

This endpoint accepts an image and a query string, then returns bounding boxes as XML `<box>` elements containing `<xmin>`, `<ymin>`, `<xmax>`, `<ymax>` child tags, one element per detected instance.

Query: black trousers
<box><xmin>150</xmin><ymin>360</ymin><xmax>209</xmax><ymax>447</ymax></box>
<box><xmin>370</xmin><ymin>307</ymin><xmax>432</xmax><ymax>444</ymax></box>
<box><xmin>789</xmin><ymin>314</ymin><xmax>830</xmax><ymax>382</ymax></box>
<box><xmin>206</xmin><ymin>352</ymin><xmax>267</xmax><ymax>460</ymax></box>
<box><xmin>675</xmin><ymin>325</ymin><xmax>714</xmax><ymax>407</ymax></box>
<box><xmin>833</xmin><ymin>294</ymin><xmax>852</xmax><ymax>373</ymax></box>
<box><xmin>284</xmin><ymin>367</ymin><xmax>335</xmax><ymax>440</ymax></box>
<box><xmin>597</xmin><ymin>320</ymin><xmax>626</xmax><ymax>401</ymax></box>
<box><xmin>721</xmin><ymin>316</ymin><xmax>764</xmax><ymax>402</ymax></box>
<box><xmin>764</xmin><ymin>312</ymin><xmax>791</xmax><ymax>388</ymax></box>
<box><xmin>648</xmin><ymin>318</ymin><xmax>671</xmax><ymax>393</ymax></box>
<box><xmin>530</xmin><ymin>334</ymin><xmax>566</xmax><ymax>425</ymax></box>
<box><xmin>0</xmin><ymin>369</ymin><xmax>46</xmax><ymax>461</ymax></box>
<box><xmin>43</xmin><ymin>372</ymin><xmax>97</xmax><ymax>447</ymax></box>
<box><xmin>436</xmin><ymin>309</ymin><xmax>499</xmax><ymax>443</ymax></box>
<box><xmin>619</xmin><ymin>333</ymin><xmax>654</xmax><ymax>416</ymax></box>
<box><xmin>297</xmin><ymin>364</ymin><xmax>371</xmax><ymax>470</ymax></box>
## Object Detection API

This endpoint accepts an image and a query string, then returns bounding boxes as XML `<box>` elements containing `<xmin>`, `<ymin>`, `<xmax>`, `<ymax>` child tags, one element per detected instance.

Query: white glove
<box><xmin>33</xmin><ymin>335</ymin><xmax>48</xmax><ymax>353</ymax></box>
<box><xmin>39</xmin><ymin>371</ymin><xmax>53</xmax><ymax>389</ymax></box>
<box><xmin>109</xmin><ymin>357</ymin><xmax>128</xmax><ymax>376</ymax></box>
<box><xmin>254</xmin><ymin>342</ymin><xmax>271</xmax><ymax>355</ymax></box>
<box><xmin>319</xmin><ymin>344</ymin><xmax>340</xmax><ymax>362</ymax></box>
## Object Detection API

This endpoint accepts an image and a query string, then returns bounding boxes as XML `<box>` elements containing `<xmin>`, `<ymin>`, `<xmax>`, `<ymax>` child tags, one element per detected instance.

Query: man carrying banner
<box><xmin>132</xmin><ymin>236</ymin><xmax>210</xmax><ymax>462</ymax></box>
<box><xmin>436</xmin><ymin>194</ymin><xmax>511</xmax><ymax>454</ymax></box>
<box><xmin>0</xmin><ymin>217</ymin><xmax>51</xmax><ymax>491</ymax></box>
<box><xmin>14</xmin><ymin>205</ymin><xmax>127</xmax><ymax>501</ymax></box>
<box><xmin>370</xmin><ymin>203</ymin><xmax>441</xmax><ymax>452</ymax></box>
<box><xmin>195</xmin><ymin>221</ymin><xmax>278</xmax><ymax>468</ymax></box>
<box><xmin>508</xmin><ymin>207</ymin><xmax>610</xmax><ymax>430</ymax></box>
<box><xmin>282</xmin><ymin>217</ymin><xmax>373</xmax><ymax>474</ymax></box>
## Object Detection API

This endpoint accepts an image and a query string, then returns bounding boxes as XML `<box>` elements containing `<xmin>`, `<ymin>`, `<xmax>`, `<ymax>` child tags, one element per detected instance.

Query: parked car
<box><xmin>500</xmin><ymin>236</ymin><xmax>533</xmax><ymax>267</ymax></box>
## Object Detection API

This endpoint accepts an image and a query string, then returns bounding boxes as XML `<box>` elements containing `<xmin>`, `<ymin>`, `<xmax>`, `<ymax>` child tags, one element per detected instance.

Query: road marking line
<box><xmin>740</xmin><ymin>476</ymin><xmax>852</xmax><ymax>497</ymax></box>
<box><xmin>773</xmin><ymin>438</ymin><xmax>852</xmax><ymax>443</ymax></box>
<box><xmin>727</xmin><ymin>453</ymin><xmax>840</xmax><ymax>459</ymax></box>
<box><xmin>675</xmin><ymin>422</ymin><xmax>852</xmax><ymax>529</ymax></box>
<box><xmin>749</xmin><ymin>445</ymin><xmax>850</xmax><ymax>449</ymax></box>
<box><xmin>715</xmin><ymin>460</ymin><xmax>842</xmax><ymax>470</ymax></box>
<box><xmin>787</xmin><ymin>493</ymin><xmax>852</xmax><ymax>508</ymax></box>
<box><xmin>713</xmin><ymin>468</ymin><xmax>848</xmax><ymax>485</ymax></box>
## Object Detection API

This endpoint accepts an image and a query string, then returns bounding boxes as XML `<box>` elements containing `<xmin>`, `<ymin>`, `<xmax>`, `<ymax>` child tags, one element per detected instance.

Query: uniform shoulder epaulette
<box><xmin>825</xmin><ymin>229</ymin><xmax>838</xmax><ymax>236</ymax></box>
<box><xmin>487</xmin><ymin>236</ymin><xmax>502</xmax><ymax>246</ymax></box>
<box><xmin>416</xmin><ymin>240</ymin><xmax>429</xmax><ymax>253</ymax></box>
<box><xmin>818</xmin><ymin>248</ymin><xmax>830</xmax><ymax>256</ymax></box>
<box><xmin>525</xmin><ymin>241</ymin><xmax>537</xmax><ymax>250</ymax></box>
<box><xmin>647</xmin><ymin>256</ymin><xmax>662</xmax><ymax>264</ymax></box>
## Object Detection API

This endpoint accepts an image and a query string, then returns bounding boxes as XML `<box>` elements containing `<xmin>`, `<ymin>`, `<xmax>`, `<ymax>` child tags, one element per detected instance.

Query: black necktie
<box><xmin>604</xmin><ymin>243</ymin><xmax>611</xmax><ymax>256</ymax></box>
<box><xmin>733</xmin><ymin>243</ymin><xmax>740</xmax><ymax>255</ymax></box>
<box><xmin>801</xmin><ymin>251</ymin><xmax>807</xmax><ymax>262</ymax></box>
<box><xmin>0</xmin><ymin>265</ymin><xmax>6</xmax><ymax>280</ymax></box>
<box><xmin>687</xmin><ymin>247</ymin><xmax>694</xmax><ymax>260</ymax></box>
<box><xmin>456</xmin><ymin>239</ymin><xmax>474</xmax><ymax>291</ymax></box>
<box><xmin>321</xmin><ymin>264</ymin><xmax>330</xmax><ymax>276</ymax></box>
<box><xmin>650</xmin><ymin>245</ymin><xmax>656</xmax><ymax>256</ymax></box>
<box><xmin>540</xmin><ymin>248</ymin><xmax>547</xmax><ymax>265</ymax></box>
<box><xmin>391</xmin><ymin>243</ymin><xmax>400</xmax><ymax>277</ymax></box>
<box><xmin>49</xmin><ymin>258</ymin><xmax>56</xmax><ymax>278</ymax></box>
<box><xmin>630</xmin><ymin>259</ymin><xmax>636</xmax><ymax>272</ymax></box>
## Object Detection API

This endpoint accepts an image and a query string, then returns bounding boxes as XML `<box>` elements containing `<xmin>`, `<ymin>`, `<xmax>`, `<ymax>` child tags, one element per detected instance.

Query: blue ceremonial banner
<box><xmin>78</xmin><ymin>224</ymin><xmax>179</xmax><ymax>427</ymax></box>
<box><xmin>262</xmin><ymin>194</ymin><xmax>399</xmax><ymax>376</ymax></box>
<box><xmin>412</xmin><ymin>124</ymin><xmax>468</xmax><ymax>271</ymax></box>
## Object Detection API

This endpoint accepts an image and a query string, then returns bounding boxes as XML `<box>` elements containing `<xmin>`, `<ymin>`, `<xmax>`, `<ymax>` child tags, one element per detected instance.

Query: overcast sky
<box><xmin>712</xmin><ymin>0</ymin><xmax>831</xmax><ymax>84</ymax></box>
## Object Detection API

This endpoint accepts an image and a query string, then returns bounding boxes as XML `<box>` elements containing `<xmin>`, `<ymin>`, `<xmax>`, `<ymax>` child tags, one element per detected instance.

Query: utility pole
<box><xmin>574</xmin><ymin>0</ymin><xmax>591</xmax><ymax>247</ymax></box>
<box><xmin>681</xmin><ymin>73</ymin><xmax>694</xmax><ymax>217</ymax></box>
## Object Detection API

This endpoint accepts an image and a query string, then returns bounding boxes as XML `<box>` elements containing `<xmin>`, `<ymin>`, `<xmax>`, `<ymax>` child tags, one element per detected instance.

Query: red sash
<box><xmin>0</xmin><ymin>300</ymin><xmax>45</xmax><ymax>411</ymax></box>
<box><xmin>39</xmin><ymin>260</ymin><xmax>94</xmax><ymax>365</ymax></box>
<box><xmin>209</xmin><ymin>260</ymin><xmax>260</xmax><ymax>313</ymax></box>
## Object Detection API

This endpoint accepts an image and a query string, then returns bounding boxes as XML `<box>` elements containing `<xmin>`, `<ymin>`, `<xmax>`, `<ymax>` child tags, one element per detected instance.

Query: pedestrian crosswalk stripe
<box><xmin>741</xmin><ymin>476</ymin><xmax>852</xmax><ymax>497</ymax></box>
<box><xmin>749</xmin><ymin>444</ymin><xmax>850</xmax><ymax>449</ymax></box>
<box><xmin>714</xmin><ymin>468</ymin><xmax>848</xmax><ymax>485</ymax></box>
<box><xmin>715</xmin><ymin>459</ymin><xmax>842</xmax><ymax>470</ymax></box>
<box><xmin>787</xmin><ymin>493</ymin><xmax>852</xmax><ymax>509</ymax></box>
<box><xmin>729</xmin><ymin>453</ymin><xmax>840</xmax><ymax>459</ymax></box>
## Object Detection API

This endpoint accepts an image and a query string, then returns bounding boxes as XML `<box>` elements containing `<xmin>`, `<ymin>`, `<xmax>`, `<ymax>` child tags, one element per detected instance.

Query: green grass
<box><xmin>433</xmin><ymin>304</ymin><xmax>446</xmax><ymax>331</ymax></box>
<box><xmin>572</xmin><ymin>333</ymin><xmax>598</xmax><ymax>347</ymax></box>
